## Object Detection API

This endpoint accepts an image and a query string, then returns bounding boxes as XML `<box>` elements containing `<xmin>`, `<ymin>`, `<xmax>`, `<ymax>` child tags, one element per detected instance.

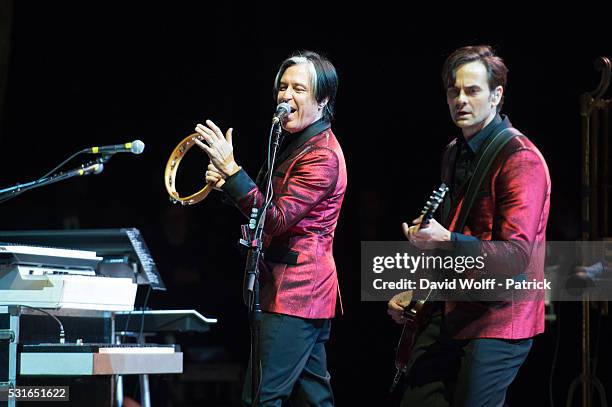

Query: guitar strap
<box><xmin>452</xmin><ymin>127</ymin><xmax>523</xmax><ymax>233</ymax></box>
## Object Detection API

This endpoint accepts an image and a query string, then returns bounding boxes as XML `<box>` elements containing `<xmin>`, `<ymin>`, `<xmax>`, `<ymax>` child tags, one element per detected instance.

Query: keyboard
<box><xmin>20</xmin><ymin>343</ymin><xmax>183</xmax><ymax>375</ymax></box>
<box><xmin>0</xmin><ymin>243</ymin><xmax>101</xmax><ymax>271</ymax></box>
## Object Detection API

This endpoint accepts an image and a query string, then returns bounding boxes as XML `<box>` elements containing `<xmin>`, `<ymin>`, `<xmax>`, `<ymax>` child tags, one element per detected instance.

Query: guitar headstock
<box><xmin>420</xmin><ymin>183</ymin><xmax>449</xmax><ymax>226</ymax></box>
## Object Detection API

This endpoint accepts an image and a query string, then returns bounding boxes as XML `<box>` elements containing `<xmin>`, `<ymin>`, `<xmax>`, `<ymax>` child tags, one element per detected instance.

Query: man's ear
<box><xmin>491</xmin><ymin>86</ymin><xmax>503</xmax><ymax>107</ymax></box>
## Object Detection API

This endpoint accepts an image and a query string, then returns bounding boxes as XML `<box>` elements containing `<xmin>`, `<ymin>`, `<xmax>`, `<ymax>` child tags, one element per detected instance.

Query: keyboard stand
<box><xmin>112</xmin><ymin>309</ymin><xmax>216</xmax><ymax>407</ymax></box>
<box><xmin>113</xmin><ymin>332</ymin><xmax>156</xmax><ymax>407</ymax></box>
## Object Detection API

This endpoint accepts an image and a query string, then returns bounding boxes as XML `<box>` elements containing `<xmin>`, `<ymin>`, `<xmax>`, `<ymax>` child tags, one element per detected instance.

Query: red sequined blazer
<box><xmin>442</xmin><ymin>118</ymin><xmax>551</xmax><ymax>339</ymax></box>
<box><xmin>222</xmin><ymin>120</ymin><xmax>347</xmax><ymax>319</ymax></box>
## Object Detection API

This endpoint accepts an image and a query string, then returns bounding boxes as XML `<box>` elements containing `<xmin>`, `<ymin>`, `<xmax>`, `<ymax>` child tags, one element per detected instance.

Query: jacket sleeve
<box><xmin>221</xmin><ymin>146</ymin><xmax>339</xmax><ymax>236</ymax></box>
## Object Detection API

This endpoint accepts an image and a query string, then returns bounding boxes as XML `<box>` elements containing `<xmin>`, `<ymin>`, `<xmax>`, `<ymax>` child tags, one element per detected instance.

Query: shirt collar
<box><xmin>276</xmin><ymin>118</ymin><xmax>331</xmax><ymax>162</ymax></box>
<box><xmin>460</xmin><ymin>114</ymin><xmax>504</xmax><ymax>154</ymax></box>
<box><xmin>283</xmin><ymin>118</ymin><xmax>330</xmax><ymax>145</ymax></box>
<box><xmin>255</xmin><ymin>118</ymin><xmax>331</xmax><ymax>186</ymax></box>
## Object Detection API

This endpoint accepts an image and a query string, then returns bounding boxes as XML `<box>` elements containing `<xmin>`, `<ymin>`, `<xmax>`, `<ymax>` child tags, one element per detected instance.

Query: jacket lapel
<box><xmin>255</xmin><ymin>119</ymin><xmax>331</xmax><ymax>187</ymax></box>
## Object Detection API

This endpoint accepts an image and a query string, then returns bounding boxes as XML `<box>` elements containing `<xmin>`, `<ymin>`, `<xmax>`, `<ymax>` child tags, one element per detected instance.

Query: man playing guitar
<box><xmin>387</xmin><ymin>45</ymin><xmax>551</xmax><ymax>407</ymax></box>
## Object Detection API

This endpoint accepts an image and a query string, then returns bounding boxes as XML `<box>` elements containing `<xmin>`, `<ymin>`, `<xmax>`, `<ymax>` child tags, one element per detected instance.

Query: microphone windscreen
<box><xmin>131</xmin><ymin>140</ymin><xmax>145</xmax><ymax>154</ymax></box>
<box><xmin>276</xmin><ymin>102</ymin><xmax>292</xmax><ymax>115</ymax></box>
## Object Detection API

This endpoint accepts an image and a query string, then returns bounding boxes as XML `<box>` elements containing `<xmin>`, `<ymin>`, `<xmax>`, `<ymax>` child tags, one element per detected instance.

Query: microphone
<box><xmin>88</xmin><ymin>140</ymin><xmax>145</xmax><ymax>155</ymax></box>
<box><xmin>272</xmin><ymin>103</ymin><xmax>293</xmax><ymax>124</ymax></box>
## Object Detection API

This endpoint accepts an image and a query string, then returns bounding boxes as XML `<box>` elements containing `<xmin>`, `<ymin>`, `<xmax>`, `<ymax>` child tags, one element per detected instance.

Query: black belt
<box><xmin>265</xmin><ymin>245</ymin><xmax>299</xmax><ymax>265</ymax></box>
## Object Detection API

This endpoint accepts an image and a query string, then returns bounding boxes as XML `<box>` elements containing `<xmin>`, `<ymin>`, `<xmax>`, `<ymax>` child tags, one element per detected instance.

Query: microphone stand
<box><xmin>241</xmin><ymin>121</ymin><xmax>284</xmax><ymax>407</ymax></box>
<box><xmin>0</xmin><ymin>156</ymin><xmax>107</xmax><ymax>204</ymax></box>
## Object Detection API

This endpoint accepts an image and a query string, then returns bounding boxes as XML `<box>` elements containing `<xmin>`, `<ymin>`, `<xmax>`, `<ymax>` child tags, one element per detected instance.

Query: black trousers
<box><xmin>242</xmin><ymin>312</ymin><xmax>334</xmax><ymax>407</ymax></box>
<box><xmin>401</xmin><ymin>313</ymin><xmax>533</xmax><ymax>407</ymax></box>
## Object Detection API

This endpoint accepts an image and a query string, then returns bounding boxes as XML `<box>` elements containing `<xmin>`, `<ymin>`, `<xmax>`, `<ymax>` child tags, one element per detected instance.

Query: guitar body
<box><xmin>389</xmin><ymin>300</ymin><xmax>438</xmax><ymax>394</ymax></box>
<box><xmin>394</xmin><ymin>300</ymin><xmax>436</xmax><ymax>371</ymax></box>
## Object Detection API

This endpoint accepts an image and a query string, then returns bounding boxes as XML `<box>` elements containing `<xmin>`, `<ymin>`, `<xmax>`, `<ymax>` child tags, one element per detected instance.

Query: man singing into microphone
<box><xmin>195</xmin><ymin>50</ymin><xmax>346</xmax><ymax>407</ymax></box>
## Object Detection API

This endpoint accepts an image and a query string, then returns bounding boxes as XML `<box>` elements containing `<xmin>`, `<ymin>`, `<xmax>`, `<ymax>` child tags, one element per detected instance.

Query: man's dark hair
<box><xmin>274</xmin><ymin>50</ymin><xmax>338</xmax><ymax>121</ymax></box>
<box><xmin>442</xmin><ymin>45</ymin><xmax>509</xmax><ymax>111</ymax></box>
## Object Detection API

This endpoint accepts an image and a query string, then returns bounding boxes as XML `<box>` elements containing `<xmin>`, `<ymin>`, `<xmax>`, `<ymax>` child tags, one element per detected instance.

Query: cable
<box><xmin>0</xmin><ymin>158</ymin><xmax>101</xmax><ymax>204</ymax></box>
<box><xmin>255</xmin><ymin>124</ymin><xmax>282</xmax><ymax>233</ymax></box>
<box><xmin>137</xmin><ymin>285</ymin><xmax>152</xmax><ymax>343</ymax></box>
<box><xmin>121</xmin><ymin>284</ymin><xmax>152</xmax><ymax>337</ymax></box>
<box><xmin>40</xmin><ymin>148</ymin><xmax>88</xmax><ymax>180</ymax></box>
<box><xmin>0</xmin><ymin>172</ymin><xmax>70</xmax><ymax>204</ymax></box>
<box><xmin>0</xmin><ymin>304</ymin><xmax>65</xmax><ymax>344</ymax></box>
<box><xmin>247</xmin><ymin>122</ymin><xmax>282</xmax><ymax>407</ymax></box>
<box><xmin>256</xmin><ymin>124</ymin><xmax>276</xmax><ymax>230</ymax></box>
<box><xmin>247</xmin><ymin>319</ymin><xmax>263</xmax><ymax>406</ymax></box>
<box><xmin>122</xmin><ymin>309</ymin><xmax>134</xmax><ymax>334</ymax></box>
<box><xmin>245</xmin><ymin>123</ymin><xmax>281</xmax><ymax>311</ymax></box>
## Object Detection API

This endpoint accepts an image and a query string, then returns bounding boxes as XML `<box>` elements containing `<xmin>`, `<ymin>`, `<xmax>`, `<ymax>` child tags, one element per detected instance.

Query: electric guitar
<box><xmin>389</xmin><ymin>183</ymin><xmax>449</xmax><ymax>395</ymax></box>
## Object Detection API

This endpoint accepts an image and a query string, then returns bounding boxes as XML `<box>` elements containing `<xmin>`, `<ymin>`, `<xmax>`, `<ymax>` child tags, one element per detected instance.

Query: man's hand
<box><xmin>402</xmin><ymin>217</ymin><xmax>451</xmax><ymax>249</ymax></box>
<box><xmin>387</xmin><ymin>291</ymin><xmax>413</xmax><ymax>324</ymax></box>
<box><xmin>194</xmin><ymin>119</ymin><xmax>240</xmax><ymax>178</ymax></box>
<box><xmin>205</xmin><ymin>163</ymin><xmax>226</xmax><ymax>191</ymax></box>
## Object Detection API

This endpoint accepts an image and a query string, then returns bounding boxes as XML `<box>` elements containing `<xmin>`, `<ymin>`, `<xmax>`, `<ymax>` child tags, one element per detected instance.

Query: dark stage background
<box><xmin>1</xmin><ymin>3</ymin><xmax>611</xmax><ymax>406</ymax></box>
